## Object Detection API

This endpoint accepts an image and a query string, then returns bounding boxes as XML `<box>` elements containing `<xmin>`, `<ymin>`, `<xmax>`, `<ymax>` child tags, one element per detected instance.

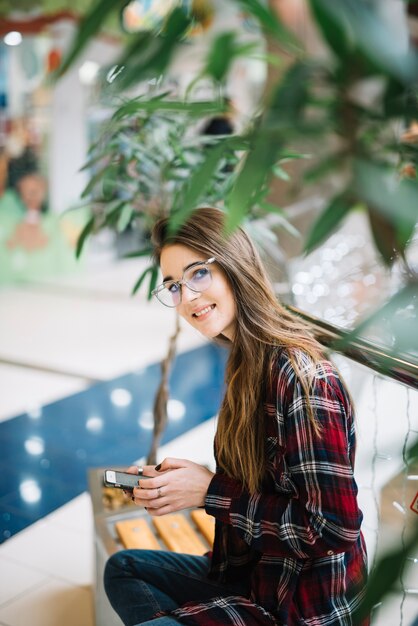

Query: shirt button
<box><xmin>327</xmin><ymin>550</ymin><xmax>334</xmax><ymax>556</ymax></box>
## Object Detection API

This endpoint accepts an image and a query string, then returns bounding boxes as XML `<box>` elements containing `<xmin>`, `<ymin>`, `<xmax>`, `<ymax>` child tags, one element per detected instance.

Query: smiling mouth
<box><xmin>193</xmin><ymin>304</ymin><xmax>215</xmax><ymax>318</ymax></box>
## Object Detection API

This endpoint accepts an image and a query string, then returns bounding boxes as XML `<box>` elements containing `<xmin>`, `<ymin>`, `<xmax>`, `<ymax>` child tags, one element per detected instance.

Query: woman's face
<box><xmin>160</xmin><ymin>244</ymin><xmax>237</xmax><ymax>341</ymax></box>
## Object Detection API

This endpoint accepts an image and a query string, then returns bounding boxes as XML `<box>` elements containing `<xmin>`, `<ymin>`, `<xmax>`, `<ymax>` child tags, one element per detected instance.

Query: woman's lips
<box><xmin>192</xmin><ymin>304</ymin><xmax>215</xmax><ymax>319</ymax></box>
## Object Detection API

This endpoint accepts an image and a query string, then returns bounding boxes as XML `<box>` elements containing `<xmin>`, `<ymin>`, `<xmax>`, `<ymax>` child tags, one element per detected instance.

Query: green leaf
<box><xmin>216</xmin><ymin>135</ymin><xmax>251</xmax><ymax>151</ymax></box>
<box><xmin>116</xmin><ymin>203</ymin><xmax>134</xmax><ymax>232</ymax></box>
<box><xmin>383</xmin><ymin>78</ymin><xmax>418</xmax><ymax>120</ymax></box>
<box><xmin>367</xmin><ymin>209</ymin><xmax>399</xmax><ymax>267</ymax></box>
<box><xmin>123</xmin><ymin>247</ymin><xmax>153</xmax><ymax>259</ymax></box>
<box><xmin>147</xmin><ymin>264</ymin><xmax>159</xmax><ymax>300</ymax></box>
<box><xmin>272</xmin><ymin>165</ymin><xmax>290</xmax><ymax>181</ymax></box>
<box><xmin>81</xmin><ymin>168</ymin><xmax>107</xmax><ymax>199</ymax></box>
<box><xmin>268</xmin><ymin>61</ymin><xmax>312</xmax><ymax>127</ymax></box>
<box><xmin>226</xmin><ymin>62</ymin><xmax>312</xmax><ymax>232</ymax></box>
<box><xmin>131</xmin><ymin>265</ymin><xmax>159</xmax><ymax>299</ymax></box>
<box><xmin>79</xmin><ymin>151</ymin><xmax>108</xmax><ymax>173</ymax></box>
<box><xmin>310</xmin><ymin>0</ymin><xmax>418</xmax><ymax>84</ymax></box>
<box><xmin>333</xmin><ymin>283</ymin><xmax>418</xmax><ymax>360</ymax></box>
<box><xmin>111</xmin><ymin>91</ymin><xmax>170</xmax><ymax>120</ymax></box>
<box><xmin>102</xmin><ymin>164</ymin><xmax>119</xmax><ymax>201</ymax></box>
<box><xmin>57</xmin><ymin>0</ymin><xmax>129</xmax><ymax>78</ymax></box>
<box><xmin>205</xmin><ymin>32</ymin><xmax>237</xmax><ymax>83</ymax></box>
<box><xmin>75</xmin><ymin>215</ymin><xmax>95</xmax><ymax>259</ymax></box>
<box><xmin>396</xmin><ymin>203</ymin><xmax>418</xmax><ymax>250</ymax></box>
<box><xmin>226</xmin><ymin>129</ymin><xmax>279</xmax><ymax>233</ymax></box>
<box><xmin>353</xmin><ymin>159</ymin><xmax>418</xmax><ymax>247</ymax></box>
<box><xmin>236</xmin><ymin>0</ymin><xmax>301</xmax><ymax>52</ymax></box>
<box><xmin>258</xmin><ymin>202</ymin><xmax>301</xmax><ymax>238</ymax></box>
<box><xmin>245</xmin><ymin>221</ymin><xmax>279</xmax><ymax>247</ymax></box>
<box><xmin>407</xmin><ymin>437</ymin><xmax>418</xmax><ymax>464</ymax></box>
<box><xmin>110</xmin><ymin>8</ymin><xmax>191</xmax><ymax>91</ymax></box>
<box><xmin>304</xmin><ymin>192</ymin><xmax>353</xmax><ymax>255</ymax></box>
<box><xmin>354</xmin><ymin>521</ymin><xmax>418</xmax><ymax>624</ymax></box>
<box><xmin>132</xmin><ymin>266</ymin><xmax>154</xmax><ymax>296</ymax></box>
<box><xmin>250</xmin><ymin>52</ymin><xmax>283</xmax><ymax>68</ymax></box>
<box><xmin>112</xmin><ymin>96</ymin><xmax>225</xmax><ymax>120</ymax></box>
<box><xmin>190</xmin><ymin>33</ymin><xmax>259</xmax><ymax>91</ymax></box>
<box><xmin>102</xmin><ymin>201</ymin><xmax>126</xmax><ymax>228</ymax></box>
<box><xmin>278</xmin><ymin>152</ymin><xmax>311</xmax><ymax>164</ymax></box>
<box><xmin>309</xmin><ymin>0</ymin><xmax>353</xmax><ymax>60</ymax></box>
<box><xmin>169</xmin><ymin>143</ymin><xmax>225</xmax><ymax>232</ymax></box>
<box><xmin>367</xmin><ymin>206</ymin><xmax>415</xmax><ymax>267</ymax></box>
<box><xmin>304</xmin><ymin>153</ymin><xmax>345</xmax><ymax>183</ymax></box>
<box><xmin>258</xmin><ymin>201</ymin><xmax>285</xmax><ymax>215</ymax></box>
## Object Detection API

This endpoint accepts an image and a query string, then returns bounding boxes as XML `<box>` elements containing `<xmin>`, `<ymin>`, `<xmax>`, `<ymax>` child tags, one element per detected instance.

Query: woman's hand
<box><xmin>125</xmin><ymin>464</ymin><xmax>160</xmax><ymax>478</ymax></box>
<box><xmin>131</xmin><ymin>458</ymin><xmax>215</xmax><ymax>516</ymax></box>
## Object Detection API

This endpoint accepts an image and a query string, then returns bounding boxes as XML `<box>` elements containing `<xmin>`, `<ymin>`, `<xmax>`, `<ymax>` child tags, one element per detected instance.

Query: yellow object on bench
<box><xmin>191</xmin><ymin>509</ymin><xmax>215</xmax><ymax>545</ymax></box>
<box><xmin>115</xmin><ymin>511</ymin><xmax>215</xmax><ymax>555</ymax></box>
<box><xmin>115</xmin><ymin>518</ymin><xmax>161</xmax><ymax>550</ymax></box>
<box><xmin>153</xmin><ymin>513</ymin><xmax>208</xmax><ymax>555</ymax></box>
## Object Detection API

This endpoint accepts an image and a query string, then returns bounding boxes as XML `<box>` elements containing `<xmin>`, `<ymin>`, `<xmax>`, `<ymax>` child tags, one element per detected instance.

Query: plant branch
<box><xmin>146</xmin><ymin>314</ymin><xmax>181</xmax><ymax>465</ymax></box>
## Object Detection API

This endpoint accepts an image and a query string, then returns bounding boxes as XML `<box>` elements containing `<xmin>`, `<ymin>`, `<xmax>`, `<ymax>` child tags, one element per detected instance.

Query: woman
<box><xmin>104</xmin><ymin>207</ymin><xmax>368</xmax><ymax>626</ymax></box>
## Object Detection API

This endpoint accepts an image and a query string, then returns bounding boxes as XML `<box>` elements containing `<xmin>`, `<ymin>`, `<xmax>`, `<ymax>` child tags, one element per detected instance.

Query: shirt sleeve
<box><xmin>204</xmin><ymin>356</ymin><xmax>363</xmax><ymax>559</ymax></box>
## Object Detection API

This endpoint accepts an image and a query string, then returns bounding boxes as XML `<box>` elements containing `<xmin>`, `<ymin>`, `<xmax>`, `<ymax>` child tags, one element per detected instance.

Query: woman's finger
<box><xmin>146</xmin><ymin>504</ymin><xmax>174</xmax><ymax>517</ymax></box>
<box><xmin>141</xmin><ymin>464</ymin><xmax>161</xmax><ymax>477</ymax></box>
<box><xmin>155</xmin><ymin>457</ymin><xmax>190</xmax><ymax>472</ymax></box>
<box><xmin>132</xmin><ymin>493</ymin><xmax>166</xmax><ymax>509</ymax></box>
<box><xmin>133</xmin><ymin>484</ymin><xmax>164</xmax><ymax>499</ymax></box>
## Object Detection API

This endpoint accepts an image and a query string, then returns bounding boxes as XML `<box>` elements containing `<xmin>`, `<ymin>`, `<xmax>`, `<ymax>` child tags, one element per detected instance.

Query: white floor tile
<box><xmin>0</xmin><ymin>578</ymin><xmax>94</xmax><ymax>626</ymax></box>
<box><xmin>34</xmin><ymin>257</ymin><xmax>154</xmax><ymax>297</ymax></box>
<box><xmin>44</xmin><ymin>493</ymin><xmax>93</xmax><ymax>535</ymax></box>
<box><xmin>372</xmin><ymin>591</ymin><xmax>418</xmax><ymax>626</ymax></box>
<box><xmin>156</xmin><ymin>416</ymin><xmax>217</xmax><ymax>470</ymax></box>
<box><xmin>0</xmin><ymin>520</ymin><xmax>93</xmax><ymax>586</ymax></box>
<box><xmin>0</xmin><ymin>286</ymin><xmax>203</xmax><ymax>380</ymax></box>
<box><xmin>0</xmin><ymin>558</ymin><xmax>49</xmax><ymax>607</ymax></box>
<box><xmin>0</xmin><ymin>363</ymin><xmax>87</xmax><ymax>422</ymax></box>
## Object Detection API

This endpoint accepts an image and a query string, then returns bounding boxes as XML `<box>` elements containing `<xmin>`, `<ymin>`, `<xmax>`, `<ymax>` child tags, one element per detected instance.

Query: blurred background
<box><xmin>0</xmin><ymin>1</ymin><xmax>417</xmax><ymax>625</ymax></box>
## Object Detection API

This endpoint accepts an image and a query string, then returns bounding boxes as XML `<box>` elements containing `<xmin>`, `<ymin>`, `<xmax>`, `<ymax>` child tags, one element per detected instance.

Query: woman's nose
<box><xmin>181</xmin><ymin>283</ymin><xmax>199</xmax><ymax>303</ymax></box>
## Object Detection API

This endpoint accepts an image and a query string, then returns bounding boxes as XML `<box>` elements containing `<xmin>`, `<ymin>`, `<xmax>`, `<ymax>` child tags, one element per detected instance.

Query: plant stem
<box><xmin>146</xmin><ymin>314</ymin><xmax>181</xmax><ymax>465</ymax></box>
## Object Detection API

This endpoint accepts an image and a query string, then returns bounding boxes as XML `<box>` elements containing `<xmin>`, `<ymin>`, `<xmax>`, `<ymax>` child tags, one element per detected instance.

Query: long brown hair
<box><xmin>151</xmin><ymin>207</ymin><xmax>325</xmax><ymax>493</ymax></box>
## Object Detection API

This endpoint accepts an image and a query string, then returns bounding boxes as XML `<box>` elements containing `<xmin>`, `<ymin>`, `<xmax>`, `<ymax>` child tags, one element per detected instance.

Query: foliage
<box><xmin>57</xmin><ymin>0</ymin><xmax>418</xmax><ymax>360</ymax></box>
<box><xmin>0</xmin><ymin>0</ymin><xmax>102</xmax><ymax>19</ymax></box>
<box><xmin>77</xmin><ymin>91</ymin><xmax>299</xmax><ymax>295</ymax></box>
<box><xmin>60</xmin><ymin>5</ymin><xmax>418</xmax><ymax>241</ymax></box>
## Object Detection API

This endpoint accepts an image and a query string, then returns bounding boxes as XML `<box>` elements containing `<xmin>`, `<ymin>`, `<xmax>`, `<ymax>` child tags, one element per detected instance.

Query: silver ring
<box><xmin>137</xmin><ymin>466</ymin><xmax>144</xmax><ymax>475</ymax></box>
<box><xmin>157</xmin><ymin>487</ymin><xmax>162</xmax><ymax>498</ymax></box>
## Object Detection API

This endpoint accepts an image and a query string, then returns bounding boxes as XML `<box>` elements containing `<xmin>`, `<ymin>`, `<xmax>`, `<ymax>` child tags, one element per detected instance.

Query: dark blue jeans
<box><xmin>104</xmin><ymin>549</ymin><xmax>248</xmax><ymax>626</ymax></box>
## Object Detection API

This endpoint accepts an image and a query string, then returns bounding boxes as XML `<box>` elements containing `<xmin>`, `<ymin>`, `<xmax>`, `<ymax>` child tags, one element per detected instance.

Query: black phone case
<box><xmin>104</xmin><ymin>471</ymin><xmax>152</xmax><ymax>490</ymax></box>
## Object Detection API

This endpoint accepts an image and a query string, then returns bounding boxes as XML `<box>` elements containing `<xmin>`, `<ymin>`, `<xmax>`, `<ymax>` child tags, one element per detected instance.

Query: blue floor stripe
<box><xmin>0</xmin><ymin>344</ymin><xmax>227</xmax><ymax>543</ymax></box>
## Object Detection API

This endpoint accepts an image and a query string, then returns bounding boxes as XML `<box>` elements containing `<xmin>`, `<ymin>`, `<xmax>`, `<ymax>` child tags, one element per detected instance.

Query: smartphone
<box><xmin>104</xmin><ymin>469</ymin><xmax>152</xmax><ymax>490</ymax></box>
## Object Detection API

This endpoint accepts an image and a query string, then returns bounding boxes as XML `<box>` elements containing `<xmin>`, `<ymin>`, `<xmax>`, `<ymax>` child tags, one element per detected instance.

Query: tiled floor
<box><xmin>0</xmin><ymin>343</ymin><xmax>227</xmax><ymax>541</ymax></box>
<box><xmin>0</xmin><ymin>255</ymin><xmax>417</xmax><ymax>626</ymax></box>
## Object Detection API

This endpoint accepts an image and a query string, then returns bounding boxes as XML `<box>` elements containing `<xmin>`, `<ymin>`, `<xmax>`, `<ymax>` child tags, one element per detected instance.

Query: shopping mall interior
<box><xmin>0</xmin><ymin>1</ymin><xmax>417</xmax><ymax>625</ymax></box>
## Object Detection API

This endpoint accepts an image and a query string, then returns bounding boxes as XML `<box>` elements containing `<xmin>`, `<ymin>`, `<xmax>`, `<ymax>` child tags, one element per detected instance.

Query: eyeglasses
<box><xmin>152</xmin><ymin>257</ymin><xmax>216</xmax><ymax>308</ymax></box>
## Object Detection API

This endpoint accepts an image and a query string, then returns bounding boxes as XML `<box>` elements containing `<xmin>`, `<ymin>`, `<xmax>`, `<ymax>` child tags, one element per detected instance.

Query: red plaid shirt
<box><xmin>162</xmin><ymin>350</ymin><xmax>369</xmax><ymax>625</ymax></box>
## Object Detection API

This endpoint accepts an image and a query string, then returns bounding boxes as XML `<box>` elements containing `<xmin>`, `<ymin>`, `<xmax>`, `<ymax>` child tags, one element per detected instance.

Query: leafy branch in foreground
<box><xmin>76</xmin><ymin>94</ymin><xmax>300</xmax><ymax>297</ymax></box>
